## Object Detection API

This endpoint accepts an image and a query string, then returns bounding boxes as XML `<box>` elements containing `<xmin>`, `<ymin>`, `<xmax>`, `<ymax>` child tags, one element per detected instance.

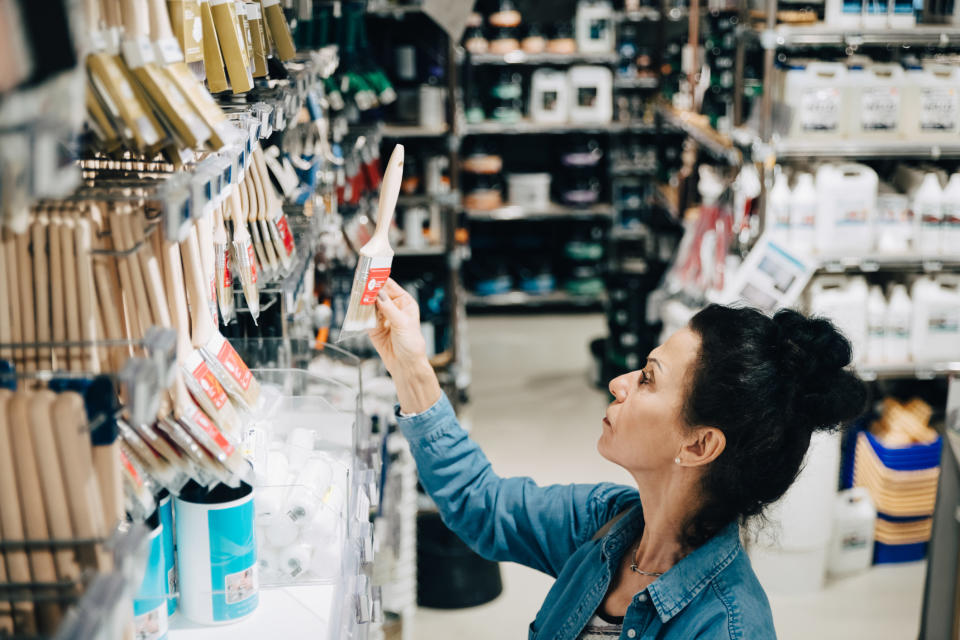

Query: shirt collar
<box><xmin>646</xmin><ymin>521</ymin><xmax>742</xmax><ymax>623</ymax></box>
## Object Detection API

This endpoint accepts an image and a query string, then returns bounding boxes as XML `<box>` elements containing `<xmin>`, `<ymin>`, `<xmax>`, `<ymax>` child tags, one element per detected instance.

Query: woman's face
<box><xmin>598</xmin><ymin>327</ymin><xmax>701</xmax><ymax>473</ymax></box>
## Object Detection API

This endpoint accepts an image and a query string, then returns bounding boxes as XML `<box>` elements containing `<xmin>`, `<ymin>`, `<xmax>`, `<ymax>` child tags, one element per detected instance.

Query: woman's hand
<box><xmin>368</xmin><ymin>278</ymin><xmax>442</xmax><ymax>413</ymax></box>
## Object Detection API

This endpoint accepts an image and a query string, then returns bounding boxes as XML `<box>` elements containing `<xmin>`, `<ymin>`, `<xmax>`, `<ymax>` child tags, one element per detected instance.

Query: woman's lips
<box><xmin>602</xmin><ymin>416</ymin><xmax>611</xmax><ymax>427</ymax></box>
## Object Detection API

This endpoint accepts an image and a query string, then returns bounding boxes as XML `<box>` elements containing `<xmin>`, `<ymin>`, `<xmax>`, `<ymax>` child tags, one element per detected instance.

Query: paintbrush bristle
<box><xmin>340</xmin><ymin>254</ymin><xmax>390</xmax><ymax>335</ymax></box>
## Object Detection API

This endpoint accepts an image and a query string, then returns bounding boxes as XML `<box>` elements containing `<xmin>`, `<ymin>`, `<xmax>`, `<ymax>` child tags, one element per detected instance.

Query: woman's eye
<box><xmin>639</xmin><ymin>370</ymin><xmax>649</xmax><ymax>385</ymax></box>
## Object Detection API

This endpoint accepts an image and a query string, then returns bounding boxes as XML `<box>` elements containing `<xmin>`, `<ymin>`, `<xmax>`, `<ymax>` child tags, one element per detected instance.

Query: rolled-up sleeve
<box><xmin>398</xmin><ymin>393</ymin><xmax>637</xmax><ymax>577</ymax></box>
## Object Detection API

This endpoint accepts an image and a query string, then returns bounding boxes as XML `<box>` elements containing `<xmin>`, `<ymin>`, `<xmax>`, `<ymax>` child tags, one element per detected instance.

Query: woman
<box><xmin>370</xmin><ymin>279</ymin><xmax>867</xmax><ymax>640</ymax></box>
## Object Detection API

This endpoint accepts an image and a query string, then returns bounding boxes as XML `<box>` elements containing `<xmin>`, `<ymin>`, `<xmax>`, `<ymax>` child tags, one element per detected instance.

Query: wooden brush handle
<box><xmin>181</xmin><ymin>226</ymin><xmax>217</xmax><ymax>345</ymax></box>
<box><xmin>8</xmin><ymin>392</ymin><xmax>62</xmax><ymax>632</ymax></box>
<box><xmin>109</xmin><ymin>206</ymin><xmax>151</xmax><ymax>338</ymax></box>
<box><xmin>14</xmin><ymin>228</ymin><xmax>36</xmax><ymax>373</ymax></box>
<box><xmin>373</xmin><ymin>144</ymin><xmax>405</xmax><ymax>243</ymax></box>
<box><xmin>0</xmin><ymin>239</ymin><xmax>11</xmax><ymax>363</ymax></box>
<box><xmin>59</xmin><ymin>214</ymin><xmax>81</xmax><ymax>371</ymax></box>
<box><xmin>123</xmin><ymin>0</ymin><xmax>152</xmax><ymax>40</ymax></box>
<box><xmin>132</xmin><ymin>210</ymin><xmax>172</xmax><ymax>328</ymax></box>
<box><xmin>4</xmin><ymin>231</ymin><xmax>23</xmax><ymax>369</ymax></box>
<box><xmin>47</xmin><ymin>213</ymin><xmax>66</xmax><ymax>368</ymax></box>
<box><xmin>28</xmin><ymin>391</ymin><xmax>81</xmax><ymax>582</ymax></box>
<box><xmin>100</xmin><ymin>0</ymin><xmax>122</xmax><ymax>30</ymax></box>
<box><xmin>88</xmin><ymin>204</ymin><xmax>130</xmax><ymax>370</ymax></box>
<box><xmin>0</xmin><ymin>535</ymin><xmax>12</xmax><ymax>634</ymax></box>
<box><xmin>0</xmin><ymin>390</ymin><xmax>37</xmax><ymax>634</ymax></box>
<box><xmin>146</xmin><ymin>0</ymin><xmax>177</xmax><ymax>42</ymax></box>
<box><xmin>31</xmin><ymin>211</ymin><xmax>51</xmax><ymax>370</ymax></box>
<box><xmin>75</xmin><ymin>214</ymin><xmax>102</xmax><ymax>373</ymax></box>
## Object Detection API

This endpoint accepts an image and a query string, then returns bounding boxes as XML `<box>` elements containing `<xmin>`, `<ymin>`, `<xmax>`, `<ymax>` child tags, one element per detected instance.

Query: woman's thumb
<box><xmin>376</xmin><ymin>290</ymin><xmax>405</xmax><ymax>324</ymax></box>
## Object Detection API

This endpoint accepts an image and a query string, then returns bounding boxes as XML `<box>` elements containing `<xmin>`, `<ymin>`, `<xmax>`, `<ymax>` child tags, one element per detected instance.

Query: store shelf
<box><xmin>366</xmin><ymin>2</ymin><xmax>423</xmax><ymax>16</ymax></box>
<box><xmin>748</xmin><ymin>24</ymin><xmax>960</xmax><ymax>48</ymax></box>
<box><xmin>466</xmin><ymin>290</ymin><xmax>606</xmax><ymax>309</ymax></box>
<box><xmin>465</xmin><ymin>203</ymin><xmax>615</xmax><ymax>221</ymax></box>
<box><xmin>469</xmin><ymin>51</ymin><xmax>619</xmax><ymax>65</ymax></box>
<box><xmin>771</xmin><ymin>138</ymin><xmax>960</xmax><ymax>159</ymax></box>
<box><xmin>656</xmin><ymin>104</ymin><xmax>741</xmax><ymax>165</ymax></box>
<box><xmin>614</xmin><ymin>76</ymin><xmax>660</xmax><ymax>89</ymax></box>
<box><xmin>816</xmin><ymin>254</ymin><xmax>960</xmax><ymax>273</ymax></box>
<box><xmin>397</xmin><ymin>192</ymin><xmax>459</xmax><ymax>207</ymax></box>
<box><xmin>857</xmin><ymin>361</ymin><xmax>960</xmax><ymax>381</ymax></box>
<box><xmin>380</xmin><ymin>123</ymin><xmax>449</xmax><ymax>138</ymax></box>
<box><xmin>463</xmin><ymin>120</ymin><xmax>657</xmax><ymax>135</ymax></box>
<box><xmin>394</xmin><ymin>244</ymin><xmax>447</xmax><ymax>256</ymax></box>
<box><xmin>611</xmin><ymin>162</ymin><xmax>658</xmax><ymax>176</ymax></box>
<box><xmin>616</xmin><ymin>7</ymin><xmax>663</xmax><ymax>22</ymax></box>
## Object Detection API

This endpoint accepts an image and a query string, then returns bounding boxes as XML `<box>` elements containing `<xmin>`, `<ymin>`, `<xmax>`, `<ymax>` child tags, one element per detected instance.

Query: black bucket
<box><xmin>416</xmin><ymin>512</ymin><xmax>503</xmax><ymax>609</ymax></box>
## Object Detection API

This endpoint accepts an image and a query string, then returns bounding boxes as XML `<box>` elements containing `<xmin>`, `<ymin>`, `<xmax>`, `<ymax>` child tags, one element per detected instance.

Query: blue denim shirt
<box><xmin>398</xmin><ymin>394</ymin><xmax>777</xmax><ymax>640</ymax></box>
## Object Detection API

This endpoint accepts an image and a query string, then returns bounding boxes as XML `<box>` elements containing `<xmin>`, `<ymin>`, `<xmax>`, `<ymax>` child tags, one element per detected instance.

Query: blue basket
<box><xmin>874</xmin><ymin>541</ymin><xmax>927</xmax><ymax>564</ymax></box>
<box><xmin>863</xmin><ymin>431</ymin><xmax>941</xmax><ymax>471</ymax></box>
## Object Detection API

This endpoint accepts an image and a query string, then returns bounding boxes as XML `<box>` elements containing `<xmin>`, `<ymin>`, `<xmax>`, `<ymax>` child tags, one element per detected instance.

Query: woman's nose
<box><xmin>608</xmin><ymin>375</ymin><xmax>628</xmax><ymax>402</ymax></box>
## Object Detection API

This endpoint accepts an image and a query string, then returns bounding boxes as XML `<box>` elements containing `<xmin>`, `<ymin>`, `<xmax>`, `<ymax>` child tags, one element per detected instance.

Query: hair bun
<box><xmin>771</xmin><ymin>309</ymin><xmax>866</xmax><ymax>432</ymax></box>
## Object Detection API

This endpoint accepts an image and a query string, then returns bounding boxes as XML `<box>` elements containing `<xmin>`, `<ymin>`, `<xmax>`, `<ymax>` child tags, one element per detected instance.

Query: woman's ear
<box><xmin>678</xmin><ymin>427</ymin><xmax>726</xmax><ymax>467</ymax></box>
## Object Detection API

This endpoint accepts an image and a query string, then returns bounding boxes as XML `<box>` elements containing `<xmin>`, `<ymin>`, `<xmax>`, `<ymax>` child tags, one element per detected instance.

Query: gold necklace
<box><xmin>629</xmin><ymin>540</ymin><xmax>665</xmax><ymax>578</ymax></box>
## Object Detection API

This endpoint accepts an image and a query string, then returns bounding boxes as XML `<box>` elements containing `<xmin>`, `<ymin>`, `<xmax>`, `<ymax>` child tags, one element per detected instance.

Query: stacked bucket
<box><xmin>852</xmin><ymin>398</ymin><xmax>942</xmax><ymax>563</ymax></box>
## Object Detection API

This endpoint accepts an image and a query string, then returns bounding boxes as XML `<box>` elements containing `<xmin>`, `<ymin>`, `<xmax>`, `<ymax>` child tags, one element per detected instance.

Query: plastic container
<box><xmin>568</xmin><ymin>66</ymin><xmax>613</xmax><ymax>124</ymax></box>
<box><xmin>846</xmin><ymin>64</ymin><xmax>904</xmax><ymax>139</ymax></box>
<box><xmin>942</xmin><ymin>173</ymin><xmax>960</xmax><ymax>254</ymax></box>
<box><xmin>574</xmin><ymin>0</ymin><xmax>615</xmax><ymax>54</ymax></box>
<box><xmin>913</xmin><ymin>172</ymin><xmax>943</xmax><ymax>255</ymax></box>
<box><xmin>875</xmin><ymin>183</ymin><xmax>911</xmax><ymax>253</ymax></box>
<box><xmin>884</xmin><ymin>283</ymin><xmax>912</xmax><ymax>363</ymax></box>
<box><xmin>530</xmin><ymin>69</ymin><xmax>569</xmax><ymax>124</ymax></box>
<box><xmin>814</xmin><ymin>163</ymin><xmax>877</xmax><ymax>255</ymax></box>
<box><xmin>783</xmin><ymin>62</ymin><xmax>848</xmax><ymax>138</ymax></box>
<box><xmin>767</xmin><ymin>167</ymin><xmax>791</xmax><ymax>243</ymax></box>
<box><xmin>888</xmin><ymin>0</ymin><xmax>916</xmax><ymax>27</ymax></box>
<box><xmin>809</xmin><ymin>276</ymin><xmax>868</xmax><ymax>363</ymax></box>
<box><xmin>903</xmin><ymin>64</ymin><xmax>960</xmax><ymax>139</ymax></box>
<box><xmin>507</xmin><ymin>173</ymin><xmax>551</xmax><ymax>208</ymax></box>
<box><xmin>789</xmin><ymin>172</ymin><xmax>817</xmax><ymax>255</ymax></box>
<box><xmin>825</xmin><ymin>0</ymin><xmax>862</xmax><ymax>26</ymax></box>
<box><xmin>866</xmin><ymin>285</ymin><xmax>886</xmax><ymax>364</ymax></box>
<box><xmin>863</xmin><ymin>0</ymin><xmax>888</xmax><ymax>26</ymax></box>
<box><xmin>911</xmin><ymin>275</ymin><xmax>960</xmax><ymax>362</ymax></box>
<box><xmin>828</xmin><ymin>488</ymin><xmax>876</xmax><ymax>577</ymax></box>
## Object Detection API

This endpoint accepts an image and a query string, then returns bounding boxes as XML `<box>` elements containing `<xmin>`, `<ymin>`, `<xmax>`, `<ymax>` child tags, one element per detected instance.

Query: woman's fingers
<box><xmin>375</xmin><ymin>289</ymin><xmax>405</xmax><ymax>325</ymax></box>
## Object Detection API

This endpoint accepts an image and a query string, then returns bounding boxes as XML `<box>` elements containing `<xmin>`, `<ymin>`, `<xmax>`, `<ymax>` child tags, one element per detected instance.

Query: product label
<box><xmin>223</xmin><ymin>261</ymin><xmax>233</xmax><ymax>287</ymax></box>
<box><xmin>791</xmin><ymin>203</ymin><xmax>816</xmax><ymax>229</ymax></box>
<box><xmin>542</xmin><ymin>90</ymin><xmax>559</xmax><ymax>112</ymax></box>
<box><xmin>836</xmin><ymin>196</ymin><xmax>870</xmax><ymax>226</ymax></box>
<box><xmin>209</xmin><ymin>497</ymin><xmax>258</xmax><ymax>620</ymax></box>
<box><xmin>275</xmin><ymin>215</ymin><xmax>295</xmax><ymax>254</ymax></box>
<box><xmin>360</xmin><ymin>265</ymin><xmax>392</xmax><ymax>305</ymax></box>
<box><xmin>589</xmin><ymin>18</ymin><xmax>609</xmax><ymax>41</ymax></box>
<box><xmin>841</xmin><ymin>532</ymin><xmax>869</xmax><ymax>550</ymax></box>
<box><xmin>216</xmin><ymin>337</ymin><xmax>253</xmax><ymax>390</ymax></box>
<box><xmin>246</xmin><ymin>243</ymin><xmax>257</xmax><ymax>284</ymax></box>
<box><xmin>800</xmin><ymin>88</ymin><xmax>841</xmax><ymax>132</ymax></box>
<box><xmin>929</xmin><ymin>308</ymin><xmax>960</xmax><ymax>334</ymax></box>
<box><xmin>861</xmin><ymin>87</ymin><xmax>899</xmax><ymax>131</ymax></box>
<box><xmin>190</xmin><ymin>358</ymin><xmax>229</xmax><ymax>409</ymax></box>
<box><xmin>578</xmin><ymin>87</ymin><xmax>598</xmax><ymax>108</ymax></box>
<box><xmin>888</xmin><ymin>318</ymin><xmax>910</xmax><ymax>339</ymax></box>
<box><xmin>191</xmin><ymin>406</ymin><xmax>235</xmax><ymax>456</ymax></box>
<box><xmin>120</xmin><ymin>450</ymin><xmax>144</xmax><ymax>489</ymax></box>
<box><xmin>920</xmin><ymin>87</ymin><xmax>958</xmax><ymax>131</ymax></box>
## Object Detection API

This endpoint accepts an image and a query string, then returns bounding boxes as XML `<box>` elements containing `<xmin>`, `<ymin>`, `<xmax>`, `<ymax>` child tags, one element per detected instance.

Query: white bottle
<box><xmin>768</xmin><ymin>167</ymin><xmax>791</xmax><ymax>244</ymax></box>
<box><xmin>884</xmin><ymin>284</ymin><xmax>912</xmax><ymax>363</ymax></box>
<box><xmin>575</xmin><ymin>0</ymin><xmax>615</xmax><ymax>54</ymax></box>
<box><xmin>530</xmin><ymin>69</ymin><xmax>570</xmax><ymax>124</ymax></box>
<box><xmin>828</xmin><ymin>488</ymin><xmax>876</xmax><ymax>578</ymax></box>
<box><xmin>940</xmin><ymin>173</ymin><xmax>960</xmax><ymax>255</ymax></box>
<box><xmin>789</xmin><ymin>172</ymin><xmax>817</xmax><ymax>255</ymax></box>
<box><xmin>903</xmin><ymin>64</ymin><xmax>960</xmax><ymax>139</ymax></box>
<box><xmin>866</xmin><ymin>285</ymin><xmax>887</xmax><ymax>364</ymax></box>
<box><xmin>567</xmin><ymin>66</ymin><xmax>613</xmax><ymax>123</ymax></box>
<box><xmin>875</xmin><ymin>183</ymin><xmax>911</xmax><ymax>253</ymax></box>
<box><xmin>913</xmin><ymin>172</ymin><xmax>943</xmax><ymax>255</ymax></box>
<box><xmin>784</xmin><ymin>63</ymin><xmax>847</xmax><ymax>139</ymax></box>
<box><xmin>911</xmin><ymin>276</ymin><xmax>960</xmax><ymax>362</ymax></box>
<box><xmin>847</xmin><ymin>64</ymin><xmax>904</xmax><ymax>139</ymax></box>
<box><xmin>815</xmin><ymin>163</ymin><xmax>877</xmax><ymax>255</ymax></box>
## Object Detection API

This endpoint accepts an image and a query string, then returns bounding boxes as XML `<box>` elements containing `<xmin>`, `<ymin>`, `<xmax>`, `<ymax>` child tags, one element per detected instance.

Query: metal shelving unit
<box><xmin>614</xmin><ymin>76</ymin><xmax>660</xmax><ymax>89</ymax></box>
<box><xmin>466</xmin><ymin>290</ymin><xmax>606</xmax><ymax>309</ymax></box>
<box><xmin>469</xmin><ymin>51</ymin><xmax>619</xmax><ymax>65</ymax></box>
<box><xmin>466</xmin><ymin>203</ymin><xmax>615</xmax><ymax>221</ymax></box>
<box><xmin>380</xmin><ymin>123</ymin><xmax>450</xmax><ymax>138</ymax></box>
<box><xmin>394</xmin><ymin>245</ymin><xmax>447</xmax><ymax>256</ymax></box>
<box><xmin>746</xmin><ymin>24</ymin><xmax>960</xmax><ymax>48</ymax></box>
<box><xmin>463</xmin><ymin>120</ymin><xmax>658</xmax><ymax>136</ymax></box>
<box><xmin>770</xmin><ymin>139</ymin><xmax>960</xmax><ymax>160</ymax></box>
<box><xmin>816</xmin><ymin>254</ymin><xmax>960</xmax><ymax>274</ymax></box>
<box><xmin>856</xmin><ymin>361</ymin><xmax>960</xmax><ymax>382</ymax></box>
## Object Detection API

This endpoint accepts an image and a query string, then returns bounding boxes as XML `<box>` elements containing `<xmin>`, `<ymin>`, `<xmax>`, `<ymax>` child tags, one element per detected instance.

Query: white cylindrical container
<box><xmin>913</xmin><ymin>172</ymin><xmax>943</xmax><ymax>255</ymax></box>
<box><xmin>827</xmin><ymin>488</ymin><xmax>876</xmax><ymax>577</ymax></box>
<box><xmin>134</xmin><ymin>517</ymin><xmax>170</xmax><ymax>640</ymax></box>
<box><xmin>903</xmin><ymin>64</ymin><xmax>960</xmax><ymax>139</ymax></box>
<box><xmin>875</xmin><ymin>184</ymin><xmax>911</xmax><ymax>253</ymax></box>
<box><xmin>158</xmin><ymin>493</ymin><xmax>178</xmax><ymax>617</ymax></box>
<box><xmin>530</xmin><ymin>69</ymin><xmax>570</xmax><ymax>124</ymax></box>
<box><xmin>278</xmin><ymin>543</ymin><xmax>313</xmax><ymax>580</ymax></box>
<box><xmin>508</xmin><ymin>173</ymin><xmax>552</xmax><ymax>209</ymax></box>
<box><xmin>866</xmin><ymin>285</ymin><xmax>887</xmax><ymax>364</ymax></box>
<box><xmin>884</xmin><ymin>283</ymin><xmax>912</xmax><ymax>363</ymax></box>
<box><xmin>789</xmin><ymin>172</ymin><xmax>817</xmax><ymax>255</ymax></box>
<box><xmin>815</xmin><ymin>163</ymin><xmax>877</xmax><ymax>255</ymax></box>
<box><xmin>568</xmin><ymin>66</ymin><xmax>613</xmax><ymax>124</ymax></box>
<box><xmin>575</xmin><ymin>0</ymin><xmax>615</xmax><ymax>53</ymax></box>
<box><xmin>784</xmin><ymin>62</ymin><xmax>848</xmax><ymax>139</ymax></box>
<box><xmin>175</xmin><ymin>483</ymin><xmax>259</xmax><ymax>625</ymax></box>
<box><xmin>911</xmin><ymin>276</ymin><xmax>960</xmax><ymax>362</ymax></box>
<box><xmin>768</xmin><ymin>167</ymin><xmax>791</xmax><ymax>244</ymax></box>
<box><xmin>418</xmin><ymin>85</ymin><xmax>446</xmax><ymax>129</ymax></box>
<box><xmin>284</xmin><ymin>457</ymin><xmax>334</xmax><ymax>526</ymax></box>
<box><xmin>809</xmin><ymin>276</ymin><xmax>868</xmax><ymax>363</ymax></box>
<box><xmin>846</xmin><ymin>63</ymin><xmax>904</xmax><ymax>139</ymax></box>
<box><xmin>403</xmin><ymin>207</ymin><xmax>429</xmax><ymax>249</ymax></box>
<box><xmin>942</xmin><ymin>173</ymin><xmax>960</xmax><ymax>254</ymax></box>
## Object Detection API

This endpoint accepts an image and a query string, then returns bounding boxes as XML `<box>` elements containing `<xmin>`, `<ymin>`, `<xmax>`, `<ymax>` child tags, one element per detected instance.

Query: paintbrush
<box><xmin>225</xmin><ymin>181</ymin><xmax>260</xmax><ymax>322</ymax></box>
<box><xmin>340</xmin><ymin>144</ymin><xmax>404</xmax><ymax>336</ymax></box>
<box><xmin>213</xmin><ymin>204</ymin><xmax>236</xmax><ymax>324</ymax></box>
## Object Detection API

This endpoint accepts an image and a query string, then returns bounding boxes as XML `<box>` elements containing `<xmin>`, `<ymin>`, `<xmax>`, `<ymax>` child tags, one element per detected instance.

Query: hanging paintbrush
<box><xmin>246</xmin><ymin>167</ymin><xmax>278</xmax><ymax>281</ymax></box>
<box><xmin>59</xmin><ymin>212</ymin><xmax>82</xmax><ymax>371</ymax></box>
<box><xmin>199</xmin><ymin>0</ymin><xmax>229</xmax><ymax>93</ymax></box>
<box><xmin>0</xmin><ymin>235</ymin><xmax>12</xmax><ymax>365</ymax></box>
<box><xmin>249</xmin><ymin>158</ymin><xmax>282</xmax><ymax>277</ymax></box>
<box><xmin>209</xmin><ymin>0</ymin><xmax>253</xmax><ymax>94</ymax></box>
<box><xmin>226</xmin><ymin>181</ymin><xmax>260</xmax><ymax>321</ymax></box>
<box><xmin>14</xmin><ymin>227</ymin><xmax>36</xmax><ymax>373</ymax></box>
<box><xmin>181</xmin><ymin>226</ymin><xmax>261</xmax><ymax>408</ymax></box>
<box><xmin>261</xmin><ymin>0</ymin><xmax>296</xmax><ymax>61</ymax></box>
<box><xmin>87</xmin><ymin>203</ymin><xmax>133</xmax><ymax>372</ymax></box>
<box><xmin>31</xmin><ymin>208</ymin><xmax>52</xmax><ymax>371</ymax></box>
<box><xmin>213</xmin><ymin>204</ymin><xmax>236</xmax><ymax>324</ymax></box>
<box><xmin>253</xmin><ymin>146</ymin><xmax>296</xmax><ymax>270</ymax></box>
<box><xmin>239</xmin><ymin>170</ymin><xmax>269</xmax><ymax>281</ymax></box>
<box><xmin>194</xmin><ymin>204</ymin><xmax>220</xmax><ymax>325</ymax></box>
<box><xmin>47</xmin><ymin>210</ymin><xmax>66</xmax><ymax>369</ymax></box>
<box><xmin>74</xmin><ymin>210</ymin><xmax>102</xmax><ymax>373</ymax></box>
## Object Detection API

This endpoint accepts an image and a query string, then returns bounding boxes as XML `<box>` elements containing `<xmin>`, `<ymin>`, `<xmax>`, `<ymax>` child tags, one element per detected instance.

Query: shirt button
<box><xmin>627</xmin><ymin>629</ymin><xmax>637</xmax><ymax>638</ymax></box>
<box><xmin>637</xmin><ymin>593</ymin><xmax>648</xmax><ymax>603</ymax></box>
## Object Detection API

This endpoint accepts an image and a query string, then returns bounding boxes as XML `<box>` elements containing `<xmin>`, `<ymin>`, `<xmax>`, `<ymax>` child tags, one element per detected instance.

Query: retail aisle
<box><xmin>414</xmin><ymin>313</ymin><xmax>928</xmax><ymax>639</ymax></box>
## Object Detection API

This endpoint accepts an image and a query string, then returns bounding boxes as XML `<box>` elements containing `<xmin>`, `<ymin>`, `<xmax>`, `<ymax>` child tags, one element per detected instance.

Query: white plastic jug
<box><xmin>530</xmin><ymin>69</ymin><xmax>570</xmax><ymax>124</ymax></box>
<box><xmin>884</xmin><ymin>283</ymin><xmax>912</xmax><ymax>363</ymax></box>
<box><xmin>789</xmin><ymin>172</ymin><xmax>817</xmax><ymax>255</ymax></box>
<box><xmin>875</xmin><ymin>183</ymin><xmax>911</xmax><ymax>253</ymax></box>
<box><xmin>827</xmin><ymin>488</ymin><xmax>876</xmax><ymax>578</ymax></box>
<box><xmin>825</xmin><ymin>0</ymin><xmax>862</xmax><ymax>27</ymax></box>
<box><xmin>815</xmin><ymin>163</ymin><xmax>877</xmax><ymax>255</ymax></box>
<box><xmin>911</xmin><ymin>276</ymin><xmax>960</xmax><ymax>362</ymax></box>
<box><xmin>846</xmin><ymin>63</ymin><xmax>904</xmax><ymax>139</ymax></box>
<box><xmin>784</xmin><ymin>62</ymin><xmax>848</xmax><ymax>139</ymax></box>
<box><xmin>940</xmin><ymin>173</ymin><xmax>960</xmax><ymax>255</ymax></box>
<box><xmin>913</xmin><ymin>172</ymin><xmax>943</xmax><ymax>255</ymax></box>
<box><xmin>575</xmin><ymin>0</ymin><xmax>615</xmax><ymax>54</ymax></box>
<box><xmin>866</xmin><ymin>285</ymin><xmax>887</xmax><ymax>364</ymax></box>
<box><xmin>568</xmin><ymin>66</ymin><xmax>613</xmax><ymax>124</ymax></box>
<box><xmin>768</xmin><ymin>167</ymin><xmax>791</xmax><ymax>243</ymax></box>
<box><xmin>808</xmin><ymin>276</ymin><xmax>868</xmax><ymax>363</ymax></box>
<box><xmin>903</xmin><ymin>64</ymin><xmax>960</xmax><ymax>139</ymax></box>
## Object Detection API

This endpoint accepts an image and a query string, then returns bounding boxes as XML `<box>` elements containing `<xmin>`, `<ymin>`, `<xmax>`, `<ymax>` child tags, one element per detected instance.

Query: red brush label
<box><xmin>247</xmin><ymin>243</ymin><xmax>258</xmax><ymax>284</ymax></box>
<box><xmin>119</xmin><ymin>450</ymin><xmax>143</xmax><ymax>488</ymax></box>
<box><xmin>361</xmin><ymin>267</ymin><xmax>392</xmax><ymax>305</ymax></box>
<box><xmin>216</xmin><ymin>337</ymin><xmax>252</xmax><ymax>390</ymax></box>
<box><xmin>192</xmin><ymin>407</ymin><xmax>235</xmax><ymax>456</ymax></box>
<box><xmin>275</xmin><ymin>215</ymin><xmax>295</xmax><ymax>254</ymax></box>
<box><xmin>224</xmin><ymin>261</ymin><xmax>233</xmax><ymax>287</ymax></box>
<box><xmin>192</xmin><ymin>359</ymin><xmax>229</xmax><ymax>409</ymax></box>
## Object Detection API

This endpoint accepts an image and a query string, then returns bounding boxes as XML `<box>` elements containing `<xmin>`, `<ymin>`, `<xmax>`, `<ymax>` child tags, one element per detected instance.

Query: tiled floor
<box><xmin>414</xmin><ymin>313</ymin><xmax>928</xmax><ymax>639</ymax></box>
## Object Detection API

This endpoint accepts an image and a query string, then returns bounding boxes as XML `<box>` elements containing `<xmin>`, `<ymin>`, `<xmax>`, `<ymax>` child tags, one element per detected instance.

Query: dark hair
<box><xmin>682</xmin><ymin>304</ymin><xmax>867</xmax><ymax>550</ymax></box>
